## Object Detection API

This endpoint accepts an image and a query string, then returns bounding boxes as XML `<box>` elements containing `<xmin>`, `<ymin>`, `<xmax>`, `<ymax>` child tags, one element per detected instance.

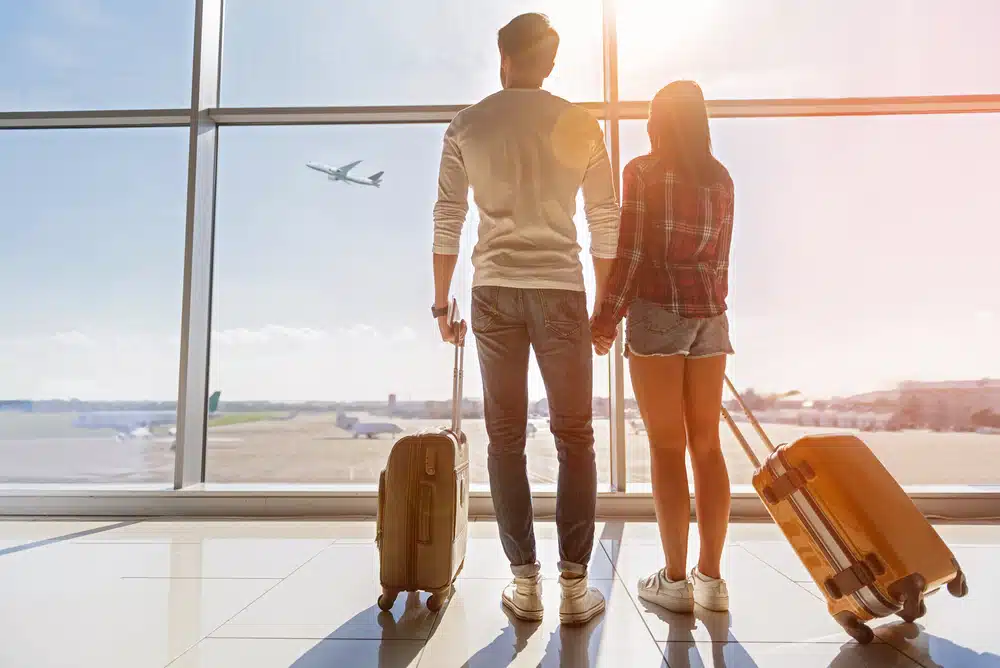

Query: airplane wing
<box><xmin>337</xmin><ymin>160</ymin><xmax>362</xmax><ymax>174</ymax></box>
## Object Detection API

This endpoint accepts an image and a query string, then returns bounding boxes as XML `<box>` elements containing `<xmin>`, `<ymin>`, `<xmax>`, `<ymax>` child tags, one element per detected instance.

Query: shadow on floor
<box><xmin>289</xmin><ymin>591</ymin><xmax>433</xmax><ymax>668</ymax></box>
<box><xmin>877</xmin><ymin>622</ymin><xmax>1000</xmax><ymax>667</ymax></box>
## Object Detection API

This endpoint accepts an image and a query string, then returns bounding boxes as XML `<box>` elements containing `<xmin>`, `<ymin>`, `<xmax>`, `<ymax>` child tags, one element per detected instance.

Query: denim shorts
<box><xmin>625</xmin><ymin>300</ymin><xmax>735</xmax><ymax>358</ymax></box>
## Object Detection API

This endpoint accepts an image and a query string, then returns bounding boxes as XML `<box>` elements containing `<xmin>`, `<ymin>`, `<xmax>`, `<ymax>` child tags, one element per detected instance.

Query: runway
<box><xmin>0</xmin><ymin>411</ymin><xmax>997</xmax><ymax>486</ymax></box>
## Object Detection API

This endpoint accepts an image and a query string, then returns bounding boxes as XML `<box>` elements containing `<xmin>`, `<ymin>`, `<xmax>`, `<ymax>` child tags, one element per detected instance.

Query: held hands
<box><xmin>590</xmin><ymin>315</ymin><xmax>615</xmax><ymax>356</ymax></box>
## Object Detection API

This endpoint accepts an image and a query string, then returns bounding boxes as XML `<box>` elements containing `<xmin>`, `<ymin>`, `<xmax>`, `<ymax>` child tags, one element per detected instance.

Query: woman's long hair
<box><xmin>648</xmin><ymin>80</ymin><xmax>718</xmax><ymax>183</ymax></box>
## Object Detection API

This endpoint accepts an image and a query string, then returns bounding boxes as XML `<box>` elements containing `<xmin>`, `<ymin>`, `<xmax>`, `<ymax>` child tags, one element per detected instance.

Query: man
<box><xmin>430</xmin><ymin>13</ymin><xmax>619</xmax><ymax>625</ymax></box>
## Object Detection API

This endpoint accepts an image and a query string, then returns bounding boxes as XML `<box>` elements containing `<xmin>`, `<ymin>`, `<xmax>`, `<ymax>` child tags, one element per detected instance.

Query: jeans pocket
<box><xmin>640</xmin><ymin>307</ymin><xmax>687</xmax><ymax>336</ymax></box>
<box><xmin>471</xmin><ymin>287</ymin><xmax>501</xmax><ymax>334</ymax></box>
<box><xmin>538</xmin><ymin>290</ymin><xmax>585</xmax><ymax>341</ymax></box>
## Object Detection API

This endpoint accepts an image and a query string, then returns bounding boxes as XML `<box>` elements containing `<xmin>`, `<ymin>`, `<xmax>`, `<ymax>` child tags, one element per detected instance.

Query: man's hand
<box><xmin>437</xmin><ymin>315</ymin><xmax>467</xmax><ymax>345</ymax></box>
<box><xmin>590</xmin><ymin>316</ymin><xmax>615</xmax><ymax>356</ymax></box>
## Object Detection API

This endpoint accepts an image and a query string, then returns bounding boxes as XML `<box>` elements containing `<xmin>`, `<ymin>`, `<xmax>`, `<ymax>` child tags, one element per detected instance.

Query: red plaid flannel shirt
<box><xmin>593</xmin><ymin>153</ymin><xmax>735</xmax><ymax>339</ymax></box>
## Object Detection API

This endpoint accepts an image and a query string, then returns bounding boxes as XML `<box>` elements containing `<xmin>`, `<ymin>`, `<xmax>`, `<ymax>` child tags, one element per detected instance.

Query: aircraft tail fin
<box><xmin>368</xmin><ymin>171</ymin><xmax>384</xmax><ymax>185</ymax></box>
<box><xmin>208</xmin><ymin>391</ymin><xmax>221</xmax><ymax>413</ymax></box>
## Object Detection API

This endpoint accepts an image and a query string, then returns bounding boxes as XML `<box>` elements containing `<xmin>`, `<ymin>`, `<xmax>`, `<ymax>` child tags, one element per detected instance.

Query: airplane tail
<box><xmin>368</xmin><ymin>171</ymin><xmax>384</xmax><ymax>186</ymax></box>
<box><xmin>209</xmin><ymin>391</ymin><xmax>221</xmax><ymax>413</ymax></box>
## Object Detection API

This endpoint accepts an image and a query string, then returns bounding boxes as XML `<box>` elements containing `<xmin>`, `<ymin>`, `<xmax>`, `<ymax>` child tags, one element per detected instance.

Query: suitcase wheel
<box><xmin>835</xmin><ymin>612</ymin><xmax>875</xmax><ymax>645</ymax></box>
<box><xmin>378</xmin><ymin>588</ymin><xmax>399</xmax><ymax>611</ymax></box>
<box><xmin>947</xmin><ymin>570</ymin><xmax>969</xmax><ymax>598</ymax></box>
<box><xmin>898</xmin><ymin>599</ymin><xmax>927</xmax><ymax>624</ymax></box>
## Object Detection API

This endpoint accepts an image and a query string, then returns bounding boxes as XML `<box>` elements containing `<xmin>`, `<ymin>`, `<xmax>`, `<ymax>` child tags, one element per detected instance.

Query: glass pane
<box><xmin>618</xmin><ymin>0</ymin><xmax>1000</xmax><ymax>101</ymax></box>
<box><xmin>0</xmin><ymin>128</ymin><xmax>188</xmax><ymax>485</ymax></box>
<box><xmin>209</xmin><ymin>125</ymin><xmax>611</xmax><ymax>487</ymax></box>
<box><xmin>621</xmin><ymin>114</ymin><xmax>1000</xmax><ymax>487</ymax></box>
<box><xmin>221</xmin><ymin>0</ymin><xmax>603</xmax><ymax>106</ymax></box>
<box><xmin>0</xmin><ymin>1</ymin><xmax>195</xmax><ymax>111</ymax></box>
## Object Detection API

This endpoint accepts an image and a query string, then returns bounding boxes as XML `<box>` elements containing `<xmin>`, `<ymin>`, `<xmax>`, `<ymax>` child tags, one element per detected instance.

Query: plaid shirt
<box><xmin>593</xmin><ymin>153</ymin><xmax>735</xmax><ymax>339</ymax></box>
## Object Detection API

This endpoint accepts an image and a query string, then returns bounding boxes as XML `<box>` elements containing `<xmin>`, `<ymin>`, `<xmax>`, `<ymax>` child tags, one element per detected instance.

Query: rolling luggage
<box><xmin>721</xmin><ymin>375</ymin><xmax>969</xmax><ymax>644</ymax></box>
<box><xmin>376</xmin><ymin>299</ymin><xmax>470</xmax><ymax>613</ymax></box>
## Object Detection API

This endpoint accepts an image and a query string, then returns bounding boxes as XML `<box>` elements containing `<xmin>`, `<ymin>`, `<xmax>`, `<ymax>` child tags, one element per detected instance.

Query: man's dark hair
<box><xmin>498</xmin><ymin>13</ymin><xmax>559</xmax><ymax>77</ymax></box>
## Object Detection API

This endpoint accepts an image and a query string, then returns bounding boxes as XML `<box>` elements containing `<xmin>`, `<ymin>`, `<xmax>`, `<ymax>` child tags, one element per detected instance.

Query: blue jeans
<box><xmin>471</xmin><ymin>286</ymin><xmax>596</xmax><ymax>577</ymax></box>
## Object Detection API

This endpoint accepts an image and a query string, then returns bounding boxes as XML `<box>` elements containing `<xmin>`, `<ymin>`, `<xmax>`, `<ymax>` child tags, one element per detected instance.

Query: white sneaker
<box><xmin>559</xmin><ymin>574</ymin><xmax>606</xmax><ymax>626</ymax></box>
<box><xmin>692</xmin><ymin>567</ymin><xmax>729</xmax><ymax>612</ymax></box>
<box><xmin>637</xmin><ymin>569</ymin><xmax>695</xmax><ymax>613</ymax></box>
<box><xmin>502</xmin><ymin>573</ymin><xmax>544</xmax><ymax>622</ymax></box>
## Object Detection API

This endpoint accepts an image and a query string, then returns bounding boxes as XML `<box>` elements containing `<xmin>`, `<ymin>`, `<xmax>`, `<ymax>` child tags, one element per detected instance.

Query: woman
<box><xmin>591</xmin><ymin>80</ymin><xmax>735</xmax><ymax>613</ymax></box>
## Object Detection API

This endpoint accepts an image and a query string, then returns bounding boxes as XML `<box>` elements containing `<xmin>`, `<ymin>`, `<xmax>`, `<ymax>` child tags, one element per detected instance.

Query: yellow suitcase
<box><xmin>722</xmin><ymin>376</ymin><xmax>969</xmax><ymax>644</ymax></box>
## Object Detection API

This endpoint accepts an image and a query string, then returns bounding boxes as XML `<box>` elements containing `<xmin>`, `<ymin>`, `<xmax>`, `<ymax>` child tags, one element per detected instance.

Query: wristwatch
<box><xmin>431</xmin><ymin>304</ymin><xmax>449</xmax><ymax>319</ymax></box>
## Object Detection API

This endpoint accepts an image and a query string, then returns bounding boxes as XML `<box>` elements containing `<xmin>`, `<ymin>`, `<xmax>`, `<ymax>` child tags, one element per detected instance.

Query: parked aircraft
<box><xmin>336</xmin><ymin>412</ymin><xmax>403</xmax><ymax>439</ymax></box>
<box><xmin>73</xmin><ymin>391</ymin><xmax>222</xmax><ymax>442</ymax></box>
<box><xmin>307</xmin><ymin>160</ymin><xmax>384</xmax><ymax>188</ymax></box>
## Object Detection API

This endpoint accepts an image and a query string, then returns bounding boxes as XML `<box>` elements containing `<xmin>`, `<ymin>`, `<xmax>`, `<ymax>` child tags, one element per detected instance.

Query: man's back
<box><xmin>433</xmin><ymin>89</ymin><xmax>618</xmax><ymax>291</ymax></box>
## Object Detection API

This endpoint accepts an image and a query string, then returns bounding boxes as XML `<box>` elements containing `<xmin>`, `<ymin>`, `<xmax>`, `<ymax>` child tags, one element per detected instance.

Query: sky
<box><xmin>1</xmin><ymin>0</ymin><xmax>999</xmax><ymax>402</ymax></box>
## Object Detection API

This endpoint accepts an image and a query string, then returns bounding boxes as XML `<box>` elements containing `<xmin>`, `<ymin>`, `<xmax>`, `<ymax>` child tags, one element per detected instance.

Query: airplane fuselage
<box><xmin>307</xmin><ymin>162</ymin><xmax>382</xmax><ymax>188</ymax></box>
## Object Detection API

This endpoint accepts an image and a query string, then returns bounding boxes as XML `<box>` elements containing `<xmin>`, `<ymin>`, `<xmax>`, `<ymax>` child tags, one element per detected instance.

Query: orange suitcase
<box><xmin>722</xmin><ymin>376</ymin><xmax>969</xmax><ymax>644</ymax></box>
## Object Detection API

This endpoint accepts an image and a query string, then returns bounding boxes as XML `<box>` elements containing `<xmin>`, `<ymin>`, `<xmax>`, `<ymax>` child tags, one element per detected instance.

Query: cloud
<box><xmin>210</xmin><ymin>323</ymin><xmax>421</xmax><ymax>346</ymax></box>
<box><xmin>49</xmin><ymin>330</ymin><xmax>93</xmax><ymax>346</ymax></box>
<box><xmin>392</xmin><ymin>326</ymin><xmax>417</xmax><ymax>342</ymax></box>
<box><xmin>344</xmin><ymin>324</ymin><xmax>379</xmax><ymax>339</ymax></box>
<box><xmin>213</xmin><ymin>325</ymin><xmax>329</xmax><ymax>346</ymax></box>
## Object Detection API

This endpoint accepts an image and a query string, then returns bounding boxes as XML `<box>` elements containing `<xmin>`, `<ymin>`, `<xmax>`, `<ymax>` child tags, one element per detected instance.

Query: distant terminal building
<box><xmin>898</xmin><ymin>379</ymin><xmax>1000</xmax><ymax>431</ymax></box>
<box><xmin>0</xmin><ymin>400</ymin><xmax>33</xmax><ymax>412</ymax></box>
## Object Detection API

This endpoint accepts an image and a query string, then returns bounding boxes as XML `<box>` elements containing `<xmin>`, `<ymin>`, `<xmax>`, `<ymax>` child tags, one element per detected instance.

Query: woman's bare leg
<box><xmin>683</xmin><ymin>355</ymin><xmax>730</xmax><ymax>579</ymax></box>
<box><xmin>629</xmin><ymin>354</ymin><xmax>689</xmax><ymax>581</ymax></box>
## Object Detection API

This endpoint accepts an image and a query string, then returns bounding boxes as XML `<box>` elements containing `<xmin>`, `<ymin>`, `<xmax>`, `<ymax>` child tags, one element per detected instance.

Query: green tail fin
<box><xmin>208</xmin><ymin>391</ymin><xmax>221</xmax><ymax>413</ymax></box>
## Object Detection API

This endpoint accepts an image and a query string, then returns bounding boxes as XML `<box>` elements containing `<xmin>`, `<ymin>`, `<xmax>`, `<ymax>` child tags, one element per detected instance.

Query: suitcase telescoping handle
<box><xmin>448</xmin><ymin>297</ymin><xmax>465</xmax><ymax>435</ymax></box>
<box><xmin>720</xmin><ymin>374</ymin><xmax>776</xmax><ymax>469</ymax></box>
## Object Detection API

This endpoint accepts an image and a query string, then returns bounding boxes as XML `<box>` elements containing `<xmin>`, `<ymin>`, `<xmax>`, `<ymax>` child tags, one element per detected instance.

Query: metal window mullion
<box><xmin>602</xmin><ymin>0</ymin><xmax>627</xmax><ymax>494</ymax></box>
<box><xmin>0</xmin><ymin>109</ymin><xmax>191</xmax><ymax>130</ymax></box>
<box><xmin>174</xmin><ymin>0</ymin><xmax>224</xmax><ymax>489</ymax></box>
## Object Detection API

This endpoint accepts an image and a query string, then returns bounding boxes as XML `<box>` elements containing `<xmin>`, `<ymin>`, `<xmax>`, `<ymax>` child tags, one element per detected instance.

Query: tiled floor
<box><xmin>0</xmin><ymin>520</ymin><xmax>996</xmax><ymax>667</ymax></box>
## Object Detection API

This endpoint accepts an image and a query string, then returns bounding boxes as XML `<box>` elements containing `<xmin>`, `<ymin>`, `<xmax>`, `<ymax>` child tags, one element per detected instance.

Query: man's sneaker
<box><xmin>692</xmin><ymin>567</ymin><xmax>729</xmax><ymax>612</ymax></box>
<box><xmin>637</xmin><ymin>569</ymin><xmax>695</xmax><ymax>613</ymax></box>
<box><xmin>559</xmin><ymin>574</ymin><xmax>606</xmax><ymax>626</ymax></box>
<box><xmin>502</xmin><ymin>573</ymin><xmax>544</xmax><ymax>622</ymax></box>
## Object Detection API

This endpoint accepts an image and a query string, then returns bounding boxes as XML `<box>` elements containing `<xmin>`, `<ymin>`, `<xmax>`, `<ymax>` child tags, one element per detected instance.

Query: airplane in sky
<box><xmin>336</xmin><ymin>412</ymin><xmax>403</xmax><ymax>439</ymax></box>
<box><xmin>73</xmin><ymin>391</ymin><xmax>222</xmax><ymax>442</ymax></box>
<box><xmin>306</xmin><ymin>160</ymin><xmax>384</xmax><ymax>188</ymax></box>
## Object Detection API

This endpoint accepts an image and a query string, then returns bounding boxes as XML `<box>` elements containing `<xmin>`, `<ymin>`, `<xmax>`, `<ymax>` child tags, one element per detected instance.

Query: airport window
<box><xmin>0</xmin><ymin>128</ymin><xmax>188</xmax><ymax>485</ymax></box>
<box><xmin>207</xmin><ymin>125</ymin><xmax>614</xmax><ymax>487</ymax></box>
<box><xmin>3</xmin><ymin>1</ymin><xmax>997</xmax><ymax>501</ymax></box>
<box><xmin>620</xmin><ymin>115</ymin><xmax>1000</xmax><ymax>487</ymax></box>
<box><xmin>220</xmin><ymin>0</ymin><xmax>604</xmax><ymax>107</ymax></box>
<box><xmin>616</xmin><ymin>0</ymin><xmax>1000</xmax><ymax>101</ymax></box>
<box><xmin>0</xmin><ymin>1</ymin><xmax>195</xmax><ymax>112</ymax></box>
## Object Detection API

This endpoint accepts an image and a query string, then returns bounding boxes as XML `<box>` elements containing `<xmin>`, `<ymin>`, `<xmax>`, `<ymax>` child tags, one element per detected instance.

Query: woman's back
<box><xmin>610</xmin><ymin>151</ymin><xmax>734</xmax><ymax>320</ymax></box>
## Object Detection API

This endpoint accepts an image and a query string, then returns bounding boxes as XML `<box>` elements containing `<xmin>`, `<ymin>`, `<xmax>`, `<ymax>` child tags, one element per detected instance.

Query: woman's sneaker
<box><xmin>637</xmin><ymin>569</ymin><xmax>694</xmax><ymax>613</ymax></box>
<box><xmin>502</xmin><ymin>573</ymin><xmax>544</xmax><ymax>622</ymax></box>
<box><xmin>691</xmin><ymin>567</ymin><xmax>729</xmax><ymax>612</ymax></box>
